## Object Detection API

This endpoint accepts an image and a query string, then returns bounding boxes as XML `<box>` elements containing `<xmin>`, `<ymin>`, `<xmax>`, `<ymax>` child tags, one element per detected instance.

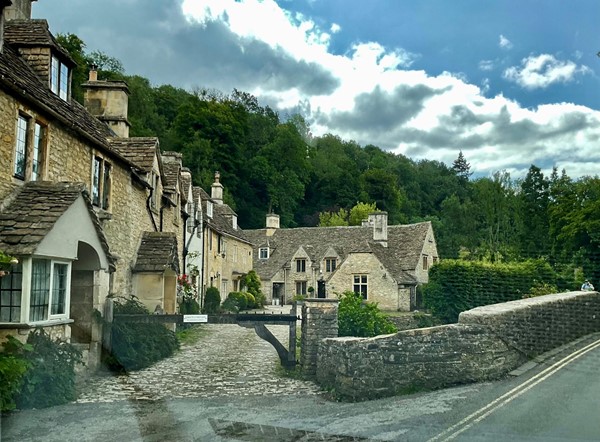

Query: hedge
<box><xmin>423</xmin><ymin>259</ymin><xmax>557</xmax><ymax>323</ymax></box>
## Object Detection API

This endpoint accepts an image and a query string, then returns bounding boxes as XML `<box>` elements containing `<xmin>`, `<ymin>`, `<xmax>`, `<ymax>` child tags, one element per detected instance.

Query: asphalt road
<box><xmin>2</xmin><ymin>332</ymin><xmax>600</xmax><ymax>441</ymax></box>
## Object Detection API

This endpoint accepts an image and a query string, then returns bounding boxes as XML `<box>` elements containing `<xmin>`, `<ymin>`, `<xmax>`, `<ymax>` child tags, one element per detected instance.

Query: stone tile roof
<box><xmin>160</xmin><ymin>152</ymin><xmax>182</xmax><ymax>191</ymax></box>
<box><xmin>0</xmin><ymin>181</ymin><xmax>115</xmax><ymax>269</ymax></box>
<box><xmin>4</xmin><ymin>19</ymin><xmax>74</xmax><ymax>65</ymax></box>
<box><xmin>133</xmin><ymin>232</ymin><xmax>179</xmax><ymax>273</ymax></box>
<box><xmin>242</xmin><ymin>222</ymin><xmax>432</xmax><ymax>284</ymax></box>
<box><xmin>206</xmin><ymin>204</ymin><xmax>250</xmax><ymax>244</ymax></box>
<box><xmin>110</xmin><ymin>137</ymin><xmax>159</xmax><ymax>173</ymax></box>
<box><xmin>180</xmin><ymin>173</ymin><xmax>192</xmax><ymax>204</ymax></box>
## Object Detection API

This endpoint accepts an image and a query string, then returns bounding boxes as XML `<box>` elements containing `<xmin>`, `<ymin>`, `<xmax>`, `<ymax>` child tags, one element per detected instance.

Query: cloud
<box><xmin>33</xmin><ymin>0</ymin><xmax>600</xmax><ymax>179</ymax></box>
<box><xmin>503</xmin><ymin>54</ymin><xmax>591</xmax><ymax>90</ymax></box>
<box><xmin>499</xmin><ymin>34</ymin><xmax>513</xmax><ymax>50</ymax></box>
<box><xmin>330</xmin><ymin>23</ymin><xmax>341</xmax><ymax>33</ymax></box>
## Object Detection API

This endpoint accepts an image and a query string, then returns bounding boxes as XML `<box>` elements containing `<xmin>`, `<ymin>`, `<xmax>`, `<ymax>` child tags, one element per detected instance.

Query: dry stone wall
<box><xmin>315</xmin><ymin>290</ymin><xmax>600</xmax><ymax>401</ymax></box>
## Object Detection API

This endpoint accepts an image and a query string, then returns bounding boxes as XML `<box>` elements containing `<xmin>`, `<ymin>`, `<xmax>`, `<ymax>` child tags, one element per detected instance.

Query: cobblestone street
<box><xmin>76</xmin><ymin>319</ymin><xmax>322</xmax><ymax>404</ymax></box>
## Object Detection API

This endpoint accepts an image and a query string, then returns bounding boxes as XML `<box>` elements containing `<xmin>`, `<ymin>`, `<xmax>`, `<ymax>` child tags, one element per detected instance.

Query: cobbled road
<box><xmin>77</xmin><ymin>320</ymin><xmax>322</xmax><ymax>403</ymax></box>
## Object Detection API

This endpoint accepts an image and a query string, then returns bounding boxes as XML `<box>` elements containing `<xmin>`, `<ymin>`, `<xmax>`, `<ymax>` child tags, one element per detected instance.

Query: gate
<box><xmin>106</xmin><ymin>301</ymin><xmax>299</xmax><ymax>369</ymax></box>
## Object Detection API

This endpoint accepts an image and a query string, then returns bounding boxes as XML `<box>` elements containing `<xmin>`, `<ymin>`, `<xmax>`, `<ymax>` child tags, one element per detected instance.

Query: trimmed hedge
<box><xmin>423</xmin><ymin>259</ymin><xmax>558</xmax><ymax>323</ymax></box>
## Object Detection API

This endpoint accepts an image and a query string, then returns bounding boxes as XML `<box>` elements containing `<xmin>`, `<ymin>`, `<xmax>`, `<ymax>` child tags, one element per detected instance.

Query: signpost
<box><xmin>183</xmin><ymin>314</ymin><xmax>208</xmax><ymax>323</ymax></box>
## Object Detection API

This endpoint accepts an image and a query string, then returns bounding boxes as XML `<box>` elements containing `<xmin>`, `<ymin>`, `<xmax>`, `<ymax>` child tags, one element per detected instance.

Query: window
<box><xmin>92</xmin><ymin>156</ymin><xmax>111</xmax><ymax>210</ymax></box>
<box><xmin>221</xmin><ymin>280</ymin><xmax>228</xmax><ymax>296</ymax></box>
<box><xmin>325</xmin><ymin>258</ymin><xmax>337</xmax><ymax>272</ymax></box>
<box><xmin>150</xmin><ymin>172</ymin><xmax>160</xmax><ymax>211</ymax></box>
<box><xmin>353</xmin><ymin>274</ymin><xmax>368</xmax><ymax>300</ymax></box>
<box><xmin>295</xmin><ymin>281</ymin><xmax>307</xmax><ymax>295</ymax></box>
<box><xmin>207</xmin><ymin>201</ymin><xmax>213</xmax><ymax>218</ymax></box>
<box><xmin>423</xmin><ymin>256</ymin><xmax>429</xmax><ymax>270</ymax></box>
<box><xmin>14</xmin><ymin>116</ymin><xmax>46</xmax><ymax>181</ymax></box>
<box><xmin>0</xmin><ymin>262</ymin><xmax>23</xmax><ymax>323</ymax></box>
<box><xmin>30</xmin><ymin>259</ymin><xmax>70</xmax><ymax>322</ymax></box>
<box><xmin>233</xmin><ymin>245</ymin><xmax>238</xmax><ymax>263</ymax></box>
<box><xmin>259</xmin><ymin>248</ymin><xmax>269</xmax><ymax>260</ymax></box>
<box><xmin>296</xmin><ymin>259</ymin><xmax>306</xmax><ymax>273</ymax></box>
<box><xmin>232</xmin><ymin>215</ymin><xmax>238</xmax><ymax>230</ymax></box>
<box><xmin>50</xmin><ymin>55</ymin><xmax>70</xmax><ymax>100</ymax></box>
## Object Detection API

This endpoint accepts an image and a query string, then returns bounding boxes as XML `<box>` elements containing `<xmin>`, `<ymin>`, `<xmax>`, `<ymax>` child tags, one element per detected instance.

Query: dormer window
<box><xmin>50</xmin><ymin>55</ymin><xmax>69</xmax><ymax>100</ymax></box>
<box><xmin>232</xmin><ymin>215</ymin><xmax>238</xmax><ymax>230</ymax></box>
<box><xmin>259</xmin><ymin>247</ymin><xmax>269</xmax><ymax>260</ymax></box>
<box><xmin>207</xmin><ymin>201</ymin><xmax>213</xmax><ymax>218</ymax></box>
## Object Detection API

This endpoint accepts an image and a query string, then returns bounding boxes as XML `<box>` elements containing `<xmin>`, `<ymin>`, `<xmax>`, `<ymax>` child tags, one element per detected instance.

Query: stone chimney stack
<box><xmin>82</xmin><ymin>68</ymin><xmax>131</xmax><ymax>137</ymax></box>
<box><xmin>369</xmin><ymin>212</ymin><xmax>388</xmax><ymax>247</ymax></box>
<box><xmin>0</xmin><ymin>1</ymin><xmax>11</xmax><ymax>53</ymax></box>
<box><xmin>4</xmin><ymin>0</ymin><xmax>34</xmax><ymax>21</ymax></box>
<box><xmin>266</xmin><ymin>213</ymin><xmax>280</xmax><ymax>237</ymax></box>
<box><xmin>211</xmin><ymin>171</ymin><xmax>223</xmax><ymax>204</ymax></box>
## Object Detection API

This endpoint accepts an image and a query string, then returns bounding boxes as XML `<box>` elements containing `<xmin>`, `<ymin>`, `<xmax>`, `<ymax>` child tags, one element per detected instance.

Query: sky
<box><xmin>33</xmin><ymin>0</ymin><xmax>600</xmax><ymax>179</ymax></box>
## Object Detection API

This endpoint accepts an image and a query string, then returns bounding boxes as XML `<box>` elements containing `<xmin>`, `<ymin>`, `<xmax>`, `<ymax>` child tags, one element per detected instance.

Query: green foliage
<box><xmin>318</xmin><ymin>208</ymin><xmax>349</xmax><ymax>227</ymax></box>
<box><xmin>203</xmin><ymin>287</ymin><xmax>221</xmax><ymax>314</ymax></box>
<box><xmin>423</xmin><ymin>259</ymin><xmax>559</xmax><ymax>323</ymax></box>
<box><xmin>0</xmin><ymin>336</ymin><xmax>31</xmax><ymax>411</ymax></box>
<box><xmin>107</xmin><ymin>297</ymin><xmax>179</xmax><ymax>372</ymax></box>
<box><xmin>222</xmin><ymin>292</ymin><xmax>248</xmax><ymax>312</ymax></box>
<box><xmin>349</xmin><ymin>202</ymin><xmax>378</xmax><ymax>226</ymax></box>
<box><xmin>2</xmin><ymin>330</ymin><xmax>83</xmax><ymax>409</ymax></box>
<box><xmin>242</xmin><ymin>270</ymin><xmax>265</xmax><ymax>307</ymax></box>
<box><xmin>337</xmin><ymin>291</ymin><xmax>398</xmax><ymax>337</ymax></box>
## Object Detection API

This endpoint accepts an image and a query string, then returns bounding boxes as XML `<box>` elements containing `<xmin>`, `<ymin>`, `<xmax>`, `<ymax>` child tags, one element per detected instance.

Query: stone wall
<box><xmin>315</xmin><ymin>290</ymin><xmax>600</xmax><ymax>401</ymax></box>
<box><xmin>301</xmin><ymin>299</ymin><xmax>338</xmax><ymax>376</ymax></box>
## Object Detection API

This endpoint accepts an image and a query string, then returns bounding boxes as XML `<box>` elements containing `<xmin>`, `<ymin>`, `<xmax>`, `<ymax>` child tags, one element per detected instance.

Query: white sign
<box><xmin>183</xmin><ymin>314</ymin><xmax>208</xmax><ymax>323</ymax></box>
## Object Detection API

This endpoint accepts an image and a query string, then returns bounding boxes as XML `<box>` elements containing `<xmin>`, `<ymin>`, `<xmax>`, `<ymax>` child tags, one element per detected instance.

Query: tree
<box><xmin>518</xmin><ymin>165</ymin><xmax>550</xmax><ymax>258</ymax></box>
<box><xmin>349</xmin><ymin>202</ymin><xmax>378</xmax><ymax>226</ymax></box>
<box><xmin>452</xmin><ymin>150</ymin><xmax>473</xmax><ymax>180</ymax></box>
<box><xmin>318</xmin><ymin>208</ymin><xmax>348</xmax><ymax>226</ymax></box>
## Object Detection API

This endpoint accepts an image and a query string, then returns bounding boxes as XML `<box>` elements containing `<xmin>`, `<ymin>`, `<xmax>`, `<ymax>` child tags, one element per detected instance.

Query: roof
<box><xmin>205</xmin><ymin>204</ymin><xmax>250</xmax><ymax>244</ymax></box>
<box><xmin>133</xmin><ymin>232</ymin><xmax>179</xmax><ymax>273</ymax></box>
<box><xmin>0</xmin><ymin>181</ymin><xmax>115</xmax><ymax>269</ymax></box>
<box><xmin>180</xmin><ymin>173</ymin><xmax>192</xmax><ymax>204</ymax></box>
<box><xmin>160</xmin><ymin>152</ymin><xmax>182</xmax><ymax>191</ymax></box>
<box><xmin>110</xmin><ymin>137</ymin><xmax>159</xmax><ymax>173</ymax></box>
<box><xmin>242</xmin><ymin>222</ymin><xmax>432</xmax><ymax>283</ymax></box>
<box><xmin>4</xmin><ymin>19</ymin><xmax>75</xmax><ymax>65</ymax></box>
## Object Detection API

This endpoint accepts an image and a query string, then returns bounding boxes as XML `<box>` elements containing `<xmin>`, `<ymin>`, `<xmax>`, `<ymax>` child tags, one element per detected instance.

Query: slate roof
<box><xmin>133</xmin><ymin>231</ymin><xmax>179</xmax><ymax>273</ymax></box>
<box><xmin>206</xmin><ymin>204</ymin><xmax>250</xmax><ymax>244</ymax></box>
<box><xmin>0</xmin><ymin>22</ymin><xmax>138</xmax><ymax>171</ymax></box>
<box><xmin>180</xmin><ymin>171</ymin><xmax>191</xmax><ymax>204</ymax></box>
<box><xmin>4</xmin><ymin>19</ymin><xmax>74</xmax><ymax>65</ymax></box>
<box><xmin>0</xmin><ymin>181</ymin><xmax>115</xmax><ymax>269</ymax></box>
<box><xmin>109</xmin><ymin>137</ymin><xmax>159</xmax><ymax>173</ymax></box>
<box><xmin>161</xmin><ymin>152</ymin><xmax>182</xmax><ymax>191</ymax></box>
<box><xmin>242</xmin><ymin>222</ymin><xmax>432</xmax><ymax>284</ymax></box>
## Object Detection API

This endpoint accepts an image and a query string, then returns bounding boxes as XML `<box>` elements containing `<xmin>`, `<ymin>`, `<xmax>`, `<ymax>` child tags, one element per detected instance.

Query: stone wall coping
<box><xmin>304</xmin><ymin>298</ymin><xmax>339</xmax><ymax>304</ymax></box>
<box><xmin>459</xmin><ymin>291</ymin><xmax>598</xmax><ymax>321</ymax></box>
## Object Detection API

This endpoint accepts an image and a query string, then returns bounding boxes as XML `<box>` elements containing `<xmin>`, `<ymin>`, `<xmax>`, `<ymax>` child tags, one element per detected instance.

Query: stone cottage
<box><xmin>243</xmin><ymin>212</ymin><xmax>438</xmax><ymax>311</ymax></box>
<box><xmin>0</xmin><ymin>1</ymin><xmax>187</xmax><ymax>368</ymax></box>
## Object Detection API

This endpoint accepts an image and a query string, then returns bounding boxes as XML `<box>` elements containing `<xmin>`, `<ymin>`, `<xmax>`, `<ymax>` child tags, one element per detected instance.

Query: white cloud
<box><xmin>503</xmin><ymin>54</ymin><xmax>591</xmax><ymax>90</ymax></box>
<box><xmin>499</xmin><ymin>34</ymin><xmax>513</xmax><ymax>50</ymax></box>
<box><xmin>478</xmin><ymin>60</ymin><xmax>495</xmax><ymax>71</ymax></box>
<box><xmin>330</xmin><ymin>23</ymin><xmax>341</xmax><ymax>33</ymax></box>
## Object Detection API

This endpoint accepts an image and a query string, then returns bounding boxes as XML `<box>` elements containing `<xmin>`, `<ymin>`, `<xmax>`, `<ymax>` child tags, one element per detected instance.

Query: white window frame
<box><xmin>92</xmin><ymin>155</ymin><xmax>111</xmax><ymax>211</ymax></box>
<box><xmin>50</xmin><ymin>55</ymin><xmax>70</xmax><ymax>101</ymax></box>
<box><xmin>207</xmin><ymin>201</ymin><xmax>213</xmax><ymax>218</ymax></box>
<box><xmin>353</xmin><ymin>274</ymin><xmax>368</xmax><ymax>300</ymax></box>
<box><xmin>259</xmin><ymin>247</ymin><xmax>269</xmax><ymax>260</ymax></box>
<box><xmin>0</xmin><ymin>258</ymin><xmax>71</xmax><ymax>324</ymax></box>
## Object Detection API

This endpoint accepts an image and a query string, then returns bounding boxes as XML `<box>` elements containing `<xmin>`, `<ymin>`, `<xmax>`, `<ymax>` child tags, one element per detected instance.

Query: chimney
<box><xmin>369</xmin><ymin>212</ymin><xmax>388</xmax><ymax>247</ymax></box>
<box><xmin>4</xmin><ymin>0</ymin><xmax>34</xmax><ymax>21</ymax></box>
<box><xmin>211</xmin><ymin>171</ymin><xmax>223</xmax><ymax>204</ymax></box>
<box><xmin>82</xmin><ymin>70</ymin><xmax>131</xmax><ymax>137</ymax></box>
<box><xmin>266</xmin><ymin>213</ymin><xmax>279</xmax><ymax>237</ymax></box>
<box><xmin>0</xmin><ymin>1</ymin><xmax>10</xmax><ymax>53</ymax></box>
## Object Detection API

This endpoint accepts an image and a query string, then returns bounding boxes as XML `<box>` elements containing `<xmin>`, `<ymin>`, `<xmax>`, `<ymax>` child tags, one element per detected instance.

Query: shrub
<box><xmin>180</xmin><ymin>297</ymin><xmax>200</xmax><ymax>314</ymax></box>
<box><xmin>222</xmin><ymin>292</ymin><xmax>253</xmax><ymax>312</ymax></box>
<box><xmin>106</xmin><ymin>297</ymin><xmax>179</xmax><ymax>372</ymax></box>
<box><xmin>203</xmin><ymin>287</ymin><xmax>221</xmax><ymax>314</ymax></box>
<box><xmin>0</xmin><ymin>336</ymin><xmax>31</xmax><ymax>411</ymax></box>
<box><xmin>242</xmin><ymin>270</ymin><xmax>266</xmax><ymax>307</ymax></box>
<box><xmin>243</xmin><ymin>292</ymin><xmax>256</xmax><ymax>309</ymax></box>
<box><xmin>4</xmin><ymin>329</ymin><xmax>83</xmax><ymax>409</ymax></box>
<box><xmin>423</xmin><ymin>259</ymin><xmax>558</xmax><ymax>323</ymax></box>
<box><xmin>338</xmin><ymin>291</ymin><xmax>398</xmax><ymax>337</ymax></box>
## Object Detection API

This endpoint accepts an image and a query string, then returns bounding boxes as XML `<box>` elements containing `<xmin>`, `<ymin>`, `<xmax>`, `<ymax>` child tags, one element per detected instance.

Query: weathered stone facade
<box><xmin>301</xmin><ymin>299</ymin><xmax>339</xmax><ymax>376</ymax></box>
<box><xmin>316</xmin><ymin>290</ymin><xmax>600</xmax><ymax>401</ymax></box>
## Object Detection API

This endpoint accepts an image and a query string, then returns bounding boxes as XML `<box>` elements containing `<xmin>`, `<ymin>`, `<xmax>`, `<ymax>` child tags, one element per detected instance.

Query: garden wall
<box><xmin>316</xmin><ymin>290</ymin><xmax>600</xmax><ymax>400</ymax></box>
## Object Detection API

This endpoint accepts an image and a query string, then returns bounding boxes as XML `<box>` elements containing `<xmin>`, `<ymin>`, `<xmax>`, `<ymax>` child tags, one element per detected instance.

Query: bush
<box><xmin>1</xmin><ymin>330</ymin><xmax>83</xmax><ymax>409</ymax></box>
<box><xmin>180</xmin><ymin>297</ymin><xmax>200</xmax><ymax>314</ymax></box>
<box><xmin>423</xmin><ymin>259</ymin><xmax>558</xmax><ymax>323</ymax></box>
<box><xmin>338</xmin><ymin>291</ymin><xmax>398</xmax><ymax>337</ymax></box>
<box><xmin>106</xmin><ymin>297</ymin><xmax>179</xmax><ymax>372</ymax></box>
<box><xmin>244</xmin><ymin>292</ymin><xmax>256</xmax><ymax>309</ymax></box>
<box><xmin>242</xmin><ymin>270</ymin><xmax>266</xmax><ymax>307</ymax></box>
<box><xmin>203</xmin><ymin>287</ymin><xmax>221</xmax><ymax>314</ymax></box>
<box><xmin>0</xmin><ymin>337</ymin><xmax>31</xmax><ymax>411</ymax></box>
<box><xmin>222</xmin><ymin>292</ymin><xmax>254</xmax><ymax>312</ymax></box>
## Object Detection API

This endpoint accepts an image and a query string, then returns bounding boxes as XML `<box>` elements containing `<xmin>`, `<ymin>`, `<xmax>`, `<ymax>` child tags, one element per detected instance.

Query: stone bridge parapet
<box><xmin>316</xmin><ymin>290</ymin><xmax>600</xmax><ymax>401</ymax></box>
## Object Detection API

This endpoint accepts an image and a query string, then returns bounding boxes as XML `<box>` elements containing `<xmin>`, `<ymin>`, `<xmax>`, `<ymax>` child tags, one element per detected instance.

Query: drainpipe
<box><xmin>146</xmin><ymin>188</ymin><xmax>158</xmax><ymax>232</ymax></box>
<box><xmin>181</xmin><ymin>210</ymin><xmax>190</xmax><ymax>273</ymax></box>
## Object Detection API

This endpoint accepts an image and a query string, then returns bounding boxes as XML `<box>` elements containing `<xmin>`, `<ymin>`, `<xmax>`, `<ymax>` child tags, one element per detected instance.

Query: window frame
<box><xmin>296</xmin><ymin>258</ymin><xmax>306</xmax><ymax>273</ymax></box>
<box><xmin>422</xmin><ymin>255</ymin><xmax>429</xmax><ymax>270</ymax></box>
<box><xmin>91</xmin><ymin>155</ymin><xmax>112</xmax><ymax>211</ymax></box>
<box><xmin>50</xmin><ymin>55</ymin><xmax>70</xmax><ymax>101</ymax></box>
<box><xmin>325</xmin><ymin>258</ymin><xmax>337</xmax><ymax>273</ymax></box>
<box><xmin>353</xmin><ymin>274</ymin><xmax>368</xmax><ymax>300</ymax></box>
<box><xmin>295</xmin><ymin>280</ymin><xmax>307</xmax><ymax>296</ymax></box>
<box><xmin>0</xmin><ymin>262</ymin><xmax>23</xmax><ymax>323</ymax></box>
<box><xmin>259</xmin><ymin>248</ymin><xmax>269</xmax><ymax>260</ymax></box>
